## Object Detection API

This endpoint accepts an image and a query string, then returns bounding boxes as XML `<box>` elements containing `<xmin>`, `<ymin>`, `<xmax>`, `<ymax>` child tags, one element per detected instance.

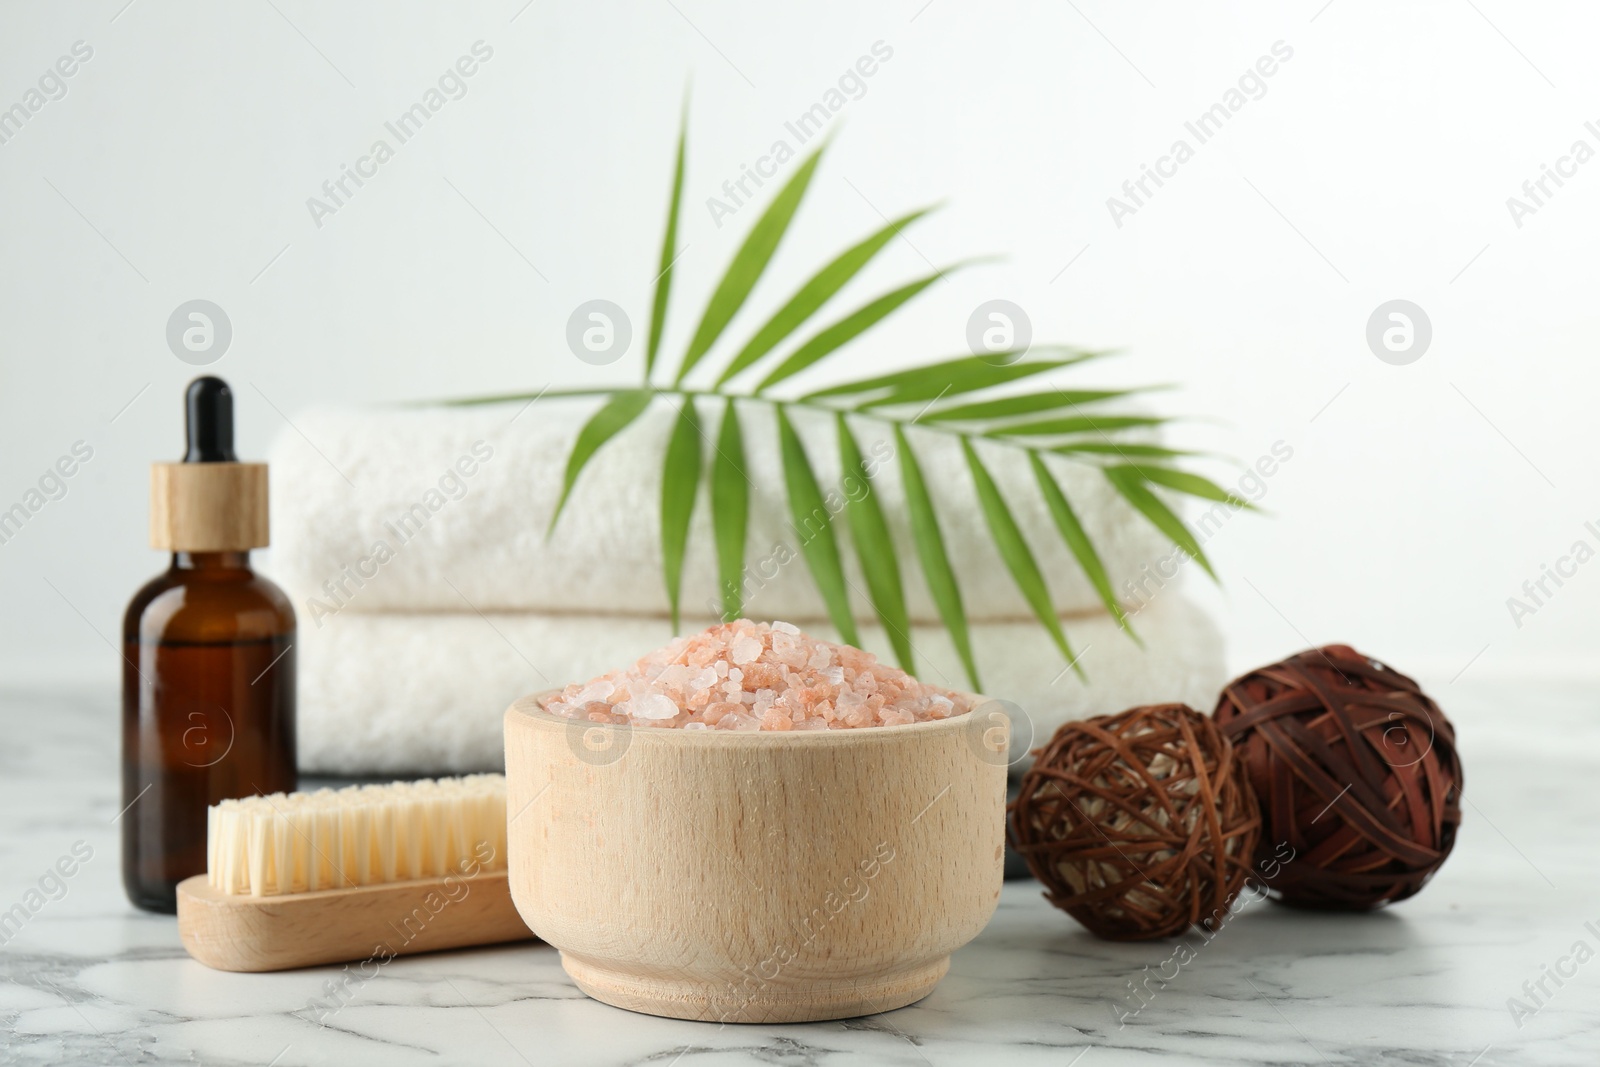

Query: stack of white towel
<box><xmin>268</xmin><ymin>400</ymin><xmax>1225</xmax><ymax>775</ymax></box>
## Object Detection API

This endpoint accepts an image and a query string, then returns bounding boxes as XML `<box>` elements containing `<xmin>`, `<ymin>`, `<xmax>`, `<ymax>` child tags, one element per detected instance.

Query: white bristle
<box><xmin>205</xmin><ymin>775</ymin><xmax>508</xmax><ymax>896</ymax></box>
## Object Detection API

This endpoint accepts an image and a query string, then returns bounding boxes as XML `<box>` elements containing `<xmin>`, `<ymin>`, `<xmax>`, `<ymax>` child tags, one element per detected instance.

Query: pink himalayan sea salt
<box><xmin>539</xmin><ymin>619</ymin><xmax>971</xmax><ymax>731</ymax></box>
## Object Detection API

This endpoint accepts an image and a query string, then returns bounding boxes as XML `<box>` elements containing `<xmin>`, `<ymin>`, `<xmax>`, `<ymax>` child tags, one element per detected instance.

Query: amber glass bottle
<box><xmin>121</xmin><ymin>378</ymin><xmax>297</xmax><ymax>913</ymax></box>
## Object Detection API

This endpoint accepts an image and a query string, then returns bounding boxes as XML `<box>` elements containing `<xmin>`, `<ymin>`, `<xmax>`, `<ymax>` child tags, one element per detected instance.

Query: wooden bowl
<box><xmin>503</xmin><ymin>694</ymin><xmax>1009</xmax><ymax>1023</ymax></box>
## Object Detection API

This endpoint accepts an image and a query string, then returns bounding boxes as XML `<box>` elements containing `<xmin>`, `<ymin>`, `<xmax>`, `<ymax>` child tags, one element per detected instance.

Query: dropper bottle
<box><xmin>121</xmin><ymin>376</ymin><xmax>297</xmax><ymax>913</ymax></box>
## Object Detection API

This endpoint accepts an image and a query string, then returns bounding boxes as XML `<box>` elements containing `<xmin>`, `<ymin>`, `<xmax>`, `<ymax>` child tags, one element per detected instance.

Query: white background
<box><xmin>2</xmin><ymin>0</ymin><xmax>1596</xmax><ymax>688</ymax></box>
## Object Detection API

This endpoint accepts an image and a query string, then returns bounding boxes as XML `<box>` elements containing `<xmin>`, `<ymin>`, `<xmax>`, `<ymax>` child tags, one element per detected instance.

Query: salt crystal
<box><xmin>574</xmin><ymin>681</ymin><xmax>615</xmax><ymax>704</ymax></box>
<box><xmin>626</xmin><ymin>693</ymin><xmax>679</xmax><ymax>720</ymax></box>
<box><xmin>537</xmin><ymin>620</ymin><xmax>971</xmax><ymax>732</ymax></box>
<box><xmin>704</xmin><ymin>702</ymin><xmax>739</xmax><ymax>724</ymax></box>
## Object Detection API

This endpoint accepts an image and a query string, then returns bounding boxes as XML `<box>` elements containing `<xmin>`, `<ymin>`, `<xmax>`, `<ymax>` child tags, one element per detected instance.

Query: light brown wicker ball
<box><xmin>1008</xmin><ymin>704</ymin><xmax>1261</xmax><ymax>940</ymax></box>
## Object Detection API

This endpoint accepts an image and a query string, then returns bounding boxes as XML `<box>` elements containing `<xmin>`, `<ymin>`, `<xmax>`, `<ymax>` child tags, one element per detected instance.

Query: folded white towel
<box><xmin>268</xmin><ymin>400</ymin><xmax>1173</xmax><ymax>625</ymax></box>
<box><xmin>296</xmin><ymin>595</ymin><xmax>1224</xmax><ymax>775</ymax></box>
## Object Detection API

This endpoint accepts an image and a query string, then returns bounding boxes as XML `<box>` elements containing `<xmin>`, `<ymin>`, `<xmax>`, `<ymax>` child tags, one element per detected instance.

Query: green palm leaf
<box><xmin>1117</xmin><ymin>465</ymin><xmax>1253</xmax><ymax>509</ymax></box>
<box><xmin>716</xmin><ymin>207</ymin><xmax>933</xmax><ymax>386</ymax></box>
<box><xmin>894</xmin><ymin>425</ymin><xmax>980</xmax><ymax>691</ymax></box>
<box><xmin>1051</xmin><ymin>442</ymin><xmax>1201</xmax><ymax>460</ymax></box>
<box><xmin>754</xmin><ymin>268</ymin><xmax>960</xmax><ymax>393</ymax></box>
<box><xmin>961</xmin><ymin>438</ymin><xmax>1083</xmax><ymax>679</ymax></box>
<box><xmin>548</xmin><ymin>390</ymin><xmax>653</xmax><ymax>534</ymax></box>
<box><xmin>837</xmin><ymin>415</ymin><xmax>914</xmax><ymax>673</ymax></box>
<box><xmin>676</xmin><ymin>144</ymin><xmax>827</xmax><ymax>385</ymax></box>
<box><xmin>645</xmin><ymin>102</ymin><xmax>688</xmax><ymax>381</ymax></box>
<box><xmin>710</xmin><ymin>398</ymin><xmax>749</xmax><ymax>620</ymax></box>
<box><xmin>449</xmin><ymin>109</ymin><xmax>1246</xmax><ymax>695</ymax></box>
<box><xmin>776</xmin><ymin>406</ymin><xmax>859</xmax><ymax>646</ymax></box>
<box><xmin>1104</xmin><ymin>466</ymin><xmax>1217</xmax><ymax>580</ymax></box>
<box><xmin>1029</xmin><ymin>452</ymin><xmax>1135</xmax><ymax>641</ymax></box>
<box><xmin>803</xmin><ymin>352</ymin><xmax>1097</xmax><ymax>405</ymax></box>
<box><xmin>661</xmin><ymin>399</ymin><xmax>703</xmax><ymax>630</ymax></box>
<box><xmin>989</xmin><ymin>414</ymin><xmax>1169</xmax><ymax>437</ymax></box>
<box><xmin>919</xmin><ymin>388</ymin><xmax>1146</xmax><ymax>422</ymax></box>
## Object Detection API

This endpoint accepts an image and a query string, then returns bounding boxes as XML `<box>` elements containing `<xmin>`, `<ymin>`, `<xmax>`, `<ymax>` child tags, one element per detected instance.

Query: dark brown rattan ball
<box><xmin>1007</xmin><ymin>704</ymin><xmax>1261</xmax><ymax>941</ymax></box>
<box><xmin>1213</xmin><ymin>644</ymin><xmax>1463</xmax><ymax>910</ymax></box>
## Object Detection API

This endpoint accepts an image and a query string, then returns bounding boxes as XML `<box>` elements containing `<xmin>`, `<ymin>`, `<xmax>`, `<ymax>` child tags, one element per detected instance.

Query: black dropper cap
<box><xmin>183</xmin><ymin>376</ymin><xmax>238</xmax><ymax>463</ymax></box>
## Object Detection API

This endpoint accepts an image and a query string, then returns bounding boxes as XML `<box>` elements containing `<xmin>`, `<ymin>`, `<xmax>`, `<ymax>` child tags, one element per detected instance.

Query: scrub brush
<box><xmin>176</xmin><ymin>774</ymin><xmax>533</xmax><ymax>972</ymax></box>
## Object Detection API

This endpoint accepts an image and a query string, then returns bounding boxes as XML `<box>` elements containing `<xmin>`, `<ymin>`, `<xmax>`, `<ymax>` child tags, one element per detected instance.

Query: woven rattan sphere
<box><xmin>1213</xmin><ymin>645</ymin><xmax>1463</xmax><ymax>910</ymax></box>
<box><xmin>1008</xmin><ymin>704</ymin><xmax>1261</xmax><ymax>941</ymax></box>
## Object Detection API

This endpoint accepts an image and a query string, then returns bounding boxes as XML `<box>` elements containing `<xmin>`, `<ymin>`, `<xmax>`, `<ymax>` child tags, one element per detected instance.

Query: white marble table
<box><xmin>2</xmin><ymin>679</ymin><xmax>1595</xmax><ymax>1066</ymax></box>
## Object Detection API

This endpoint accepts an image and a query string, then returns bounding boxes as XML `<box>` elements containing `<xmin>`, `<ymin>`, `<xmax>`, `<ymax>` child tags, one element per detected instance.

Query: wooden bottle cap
<box><xmin>150</xmin><ymin>462</ymin><xmax>269</xmax><ymax>551</ymax></box>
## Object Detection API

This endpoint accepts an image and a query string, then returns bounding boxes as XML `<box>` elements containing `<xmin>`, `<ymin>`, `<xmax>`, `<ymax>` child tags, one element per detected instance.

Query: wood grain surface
<box><xmin>503</xmin><ymin>693</ymin><xmax>1008</xmax><ymax>1023</ymax></box>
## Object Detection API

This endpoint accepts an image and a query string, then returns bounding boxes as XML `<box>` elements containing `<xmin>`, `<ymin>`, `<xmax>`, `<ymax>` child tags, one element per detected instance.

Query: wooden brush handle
<box><xmin>176</xmin><ymin>870</ymin><xmax>534</xmax><ymax>972</ymax></box>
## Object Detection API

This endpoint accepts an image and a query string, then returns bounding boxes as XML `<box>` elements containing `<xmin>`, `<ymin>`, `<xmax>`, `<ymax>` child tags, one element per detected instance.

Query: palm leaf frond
<box><xmin>895</xmin><ymin>425</ymin><xmax>980</xmax><ymax>690</ymax></box>
<box><xmin>837</xmin><ymin>414</ymin><xmax>914</xmax><ymax>673</ymax></box>
<box><xmin>717</xmin><ymin>207</ymin><xmax>934</xmax><ymax>386</ymax></box>
<box><xmin>989</xmin><ymin>414</ymin><xmax>1169</xmax><ymax>438</ymax></box>
<box><xmin>919</xmin><ymin>388</ymin><xmax>1149</xmax><ymax>423</ymax></box>
<box><xmin>548</xmin><ymin>390</ymin><xmax>653</xmax><ymax>534</ymax></box>
<box><xmin>1030</xmin><ymin>452</ymin><xmax>1136</xmax><ymax>642</ymax></box>
<box><xmin>776</xmin><ymin>406</ymin><xmax>859</xmax><ymax>646</ymax></box>
<box><xmin>1116</xmin><ymin>465</ymin><xmax>1255</xmax><ymax>509</ymax></box>
<box><xmin>1104</xmin><ymin>466</ymin><xmax>1217</xmax><ymax>580</ymax></box>
<box><xmin>754</xmin><ymin>267</ymin><xmax>963</xmax><ymax>393</ymax></box>
<box><xmin>710</xmin><ymin>398</ymin><xmax>750</xmax><ymax>621</ymax></box>
<box><xmin>646</xmin><ymin>102</ymin><xmax>688</xmax><ymax>381</ymax></box>
<box><xmin>1051</xmin><ymin>441</ymin><xmax>1203</xmax><ymax>460</ymax></box>
<box><xmin>445</xmin><ymin>111</ymin><xmax>1248</xmax><ymax>689</ymax></box>
<box><xmin>676</xmin><ymin>144</ymin><xmax>827</xmax><ymax>385</ymax></box>
<box><xmin>961</xmin><ymin>438</ymin><xmax>1084</xmax><ymax>680</ymax></box>
<box><xmin>805</xmin><ymin>352</ymin><xmax>1098</xmax><ymax>406</ymax></box>
<box><xmin>660</xmin><ymin>399</ymin><xmax>704</xmax><ymax>630</ymax></box>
